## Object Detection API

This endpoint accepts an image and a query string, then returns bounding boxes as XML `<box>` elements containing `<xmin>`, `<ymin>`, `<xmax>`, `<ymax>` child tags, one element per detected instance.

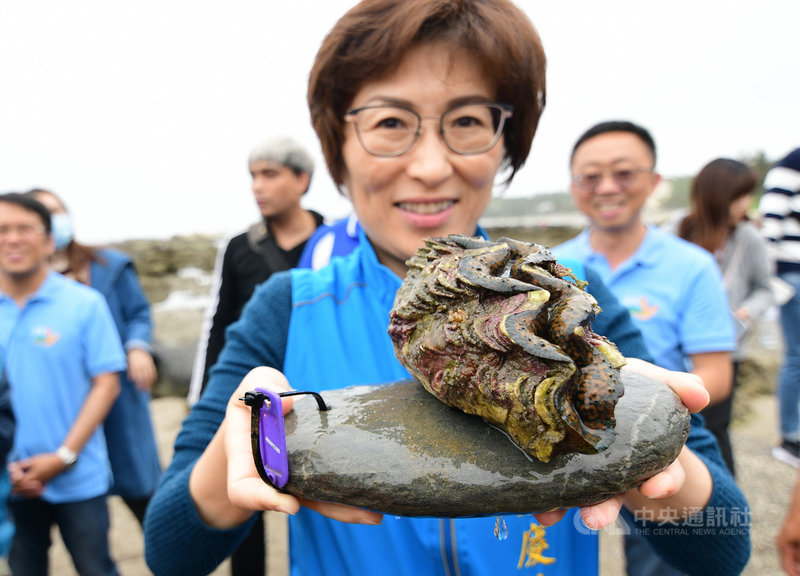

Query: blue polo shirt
<box><xmin>553</xmin><ymin>226</ymin><xmax>735</xmax><ymax>372</ymax></box>
<box><xmin>0</xmin><ymin>272</ymin><xmax>126</xmax><ymax>503</ymax></box>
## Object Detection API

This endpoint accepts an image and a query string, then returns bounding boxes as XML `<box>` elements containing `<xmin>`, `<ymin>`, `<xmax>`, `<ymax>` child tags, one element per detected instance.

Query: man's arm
<box><xmin>8</xmin><ymin>371</ymin><xmax>120</xmax><ymax>496</ymax></box>
<box><xmin>61</xmin><ymin>371</ymin><xmax>120</xmax><ymax>455</ymax></box>
<box><xmin>679</xmin><ymin>248</ymin><xmax>736</xmax><ymax>404</ymax></box>
<box><xmin>689</xmin><ymin>351</ymin><xmax>733</xmax><ymax>405</ymax></box>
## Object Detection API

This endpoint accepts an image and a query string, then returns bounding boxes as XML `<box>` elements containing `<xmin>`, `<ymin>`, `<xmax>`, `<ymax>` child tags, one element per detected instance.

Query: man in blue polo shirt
<box><xmin>553</xmin><ymin>121</ymin><xmax>735</xmax><ymax>576</ymax></box>
<box><xmin>0</xmin><ymin>193</ymin><xmax>125</xmax><ymax>576</ymax></box>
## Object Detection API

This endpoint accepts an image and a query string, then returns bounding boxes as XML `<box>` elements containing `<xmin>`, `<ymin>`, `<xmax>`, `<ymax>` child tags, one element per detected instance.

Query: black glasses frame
<box><xmin>345</xmin><ymin>101</ymin><xmax>514</xmax><ymax>157</ymax></box>
<box><xmin>571</xmin><ymin>167</ymin><xmax>653</xmax><ymax>192</ymax></box>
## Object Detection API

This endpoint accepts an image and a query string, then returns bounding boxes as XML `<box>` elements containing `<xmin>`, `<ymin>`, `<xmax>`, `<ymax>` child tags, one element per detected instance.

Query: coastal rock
<box><xmin>278</xmin><ymin>370</ymin><xmax>689</xmax><ymax>517</ymax></box>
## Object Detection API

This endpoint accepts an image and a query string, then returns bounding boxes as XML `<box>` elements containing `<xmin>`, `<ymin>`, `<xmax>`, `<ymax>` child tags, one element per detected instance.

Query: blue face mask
<box><xmin>51</xmin><ymin>213</ymin><xmax>74</xmax><ymax>250</ymax></box>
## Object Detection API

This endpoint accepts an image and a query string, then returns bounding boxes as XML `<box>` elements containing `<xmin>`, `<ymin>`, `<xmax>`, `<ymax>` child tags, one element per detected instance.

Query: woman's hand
<box><xmin>533</xmin><ymin>358</ymin><xmax>710</xmax><ymax>530</ymax></box>
<box><xmin>127</xmin><ymin>348</ymin><xmax>158</xmax><ymax>391</ymax></box>
<box><xmin>190</xmin><ymin>367</ymin><xmax>382</xmax><ymax>530</ymax></box>
<box><xmin>622</xmin><ymin>357</ymin><xmax>709</xmax><ymax>412</ymax></box>
<box><xmin>225</xmin><ymin>368</ymin><xmax>382</xmax><ymax>524</ymax></box>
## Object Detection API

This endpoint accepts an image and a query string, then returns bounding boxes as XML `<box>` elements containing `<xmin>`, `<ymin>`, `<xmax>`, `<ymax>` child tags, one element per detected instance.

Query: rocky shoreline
<box><xmin>112</xmin><ymin>234</ymin><xmax>219</xmax><ymax>397</ymax></box>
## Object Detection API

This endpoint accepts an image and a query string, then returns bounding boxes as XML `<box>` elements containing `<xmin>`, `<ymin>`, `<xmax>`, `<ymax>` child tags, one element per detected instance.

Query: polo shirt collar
<box><xmin>633</xmin><ymin>225</ymin><xmax>665</xmax><ymax>268</ymax></box>
<box><xmin>0</xmin><ymin>271</ymin><xmax>63</xmax><ymax>304</ymax></box>
<box><xmin>578</xmin><ymin>224</ymin><xmax>662</xmax><ymax>273</ymax></box>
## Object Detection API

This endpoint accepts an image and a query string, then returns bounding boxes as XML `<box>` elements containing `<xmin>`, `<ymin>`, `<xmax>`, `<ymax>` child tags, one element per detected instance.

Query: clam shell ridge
<box><xmin>387</xmin><ymin>235</ymin><xmax>626</xmax><ymax>462</ymax></box>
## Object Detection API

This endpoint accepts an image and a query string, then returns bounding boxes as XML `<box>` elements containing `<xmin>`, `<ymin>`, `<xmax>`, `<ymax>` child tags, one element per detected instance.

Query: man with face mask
<box><xmin>49</xmin><ymin>210</ymin><xmax>74</xmax><ymax>251</ymax></box>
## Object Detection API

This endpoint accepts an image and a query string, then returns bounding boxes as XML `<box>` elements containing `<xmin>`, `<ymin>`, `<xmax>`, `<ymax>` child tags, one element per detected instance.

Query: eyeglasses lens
<box><xmin>351</xmin><ymin>103</ymin><xmax>510</xmax><ymax>157</ymax></box>
<box><xmin>574</xmin><ymin>169</ymin><xmax>646</xmax><ymax>192</ymax></box>
<box><xmin>0</xmin><ymin>225</ymin><xmax>45</xmax><ymax>238</ymax></box>
<box><xmin>353</xmin><ymin>107</ymin><xmax>419</xmax><ymax>157</ymax></box>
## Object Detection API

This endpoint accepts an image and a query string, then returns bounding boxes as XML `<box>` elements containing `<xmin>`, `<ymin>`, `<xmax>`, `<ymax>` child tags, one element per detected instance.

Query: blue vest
<box><xmin>282</xmin><ymin>236</ymin><xmax>597</xmax><ymax>576</ymax></box>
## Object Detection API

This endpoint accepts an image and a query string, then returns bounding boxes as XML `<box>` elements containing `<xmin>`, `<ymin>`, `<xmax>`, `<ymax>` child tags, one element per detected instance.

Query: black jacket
<box><xmin>0</xmin><ymin>368</ymin><xmax>15</xmax><ymax>465</ymax></box>
<box><xmin>198</xmin><ymin>211</ymin><xmax>324</xmax><ymax>393</ymax></box>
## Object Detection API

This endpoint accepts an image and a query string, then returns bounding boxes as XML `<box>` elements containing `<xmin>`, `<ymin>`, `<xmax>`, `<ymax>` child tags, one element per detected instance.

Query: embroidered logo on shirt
<box><xmin>624</xmin><ymin>296</ymin><xmax>659</xmax><ymax>321</ymax></box>
<box><xmin>32</xmin><ymin>326</ymin><xmax>60</xmax><ymax>347</ymax></box>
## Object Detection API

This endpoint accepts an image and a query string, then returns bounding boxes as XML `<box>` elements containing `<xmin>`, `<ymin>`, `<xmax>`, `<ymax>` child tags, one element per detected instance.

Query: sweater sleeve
<box><xmin>758</xmin><ymin>148</ymin><xmax>800</xmax><ymax>272</ymax></box>
<box><xmin>144</xmin><ymin>272</ymin><xmax>293</xmax><ymax>575</ymax></box>
<box><xmin>113</xmin><ymin>260</ymin><xmax>154</xmax><ymax>352</ymax></box>
<box><xmin>202</xmin><ymin>241</ymin><xmax>240</xmax><ymax>387</ymax></box>
<box><xmin>620</xmin><ymin>415</ymin><xmax>751</xmax><ymax>576</ymax></box>
<box><xmin>736</xmin><ymin>225</ymin><xmax>775</xmax><ymax>322</ymax></box>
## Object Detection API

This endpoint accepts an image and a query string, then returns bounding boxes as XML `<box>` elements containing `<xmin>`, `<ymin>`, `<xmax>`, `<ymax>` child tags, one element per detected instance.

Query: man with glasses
<box><xmin>552</xmin><ymin>120</ymin><xmax>736</xmax><ymax>576</ymax></box>
<box><xmin>0</xmin><ymin>192</ymin><xmax>125</xmax><ymax>575</ymax></box>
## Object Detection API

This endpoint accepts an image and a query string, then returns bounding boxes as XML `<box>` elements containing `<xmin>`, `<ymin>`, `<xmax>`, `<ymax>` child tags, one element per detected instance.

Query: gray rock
<box><xmin>277</xmin><ymin>371</ymin><xmax>689</xmax><ymax>517</ymax></box>
<box><xmin>152</xmin><ymin>338</ymin><xmax>197</xmax><ymax>397</ymax></box>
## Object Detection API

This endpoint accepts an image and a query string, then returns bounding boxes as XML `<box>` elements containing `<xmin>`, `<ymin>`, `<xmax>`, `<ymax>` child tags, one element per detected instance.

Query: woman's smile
<box><xmin>341</xmin><ymin>42</ymin><xmax>505</xmax><ymax>276</ymax></box>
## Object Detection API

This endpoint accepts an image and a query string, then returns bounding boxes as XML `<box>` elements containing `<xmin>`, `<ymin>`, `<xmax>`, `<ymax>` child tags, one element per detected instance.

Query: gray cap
<box><xmin>248</xmin><ymin>136</ymin><xmax>314</xmax><ymax>175</ymax></box>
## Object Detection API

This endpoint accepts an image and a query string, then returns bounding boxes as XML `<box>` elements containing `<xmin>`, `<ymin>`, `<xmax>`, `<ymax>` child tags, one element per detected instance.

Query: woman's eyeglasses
<box><xmin>345</xmin><ymin>102</ymin><xmax>513</xmax><ymax>157</ymax></box>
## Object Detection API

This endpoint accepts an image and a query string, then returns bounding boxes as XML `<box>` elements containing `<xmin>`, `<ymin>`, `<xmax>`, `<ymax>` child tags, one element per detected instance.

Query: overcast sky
<box><xmin>2</xmin><ymin>1</ymin><xmax>799</xmax><ymax>243</ymax></box>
